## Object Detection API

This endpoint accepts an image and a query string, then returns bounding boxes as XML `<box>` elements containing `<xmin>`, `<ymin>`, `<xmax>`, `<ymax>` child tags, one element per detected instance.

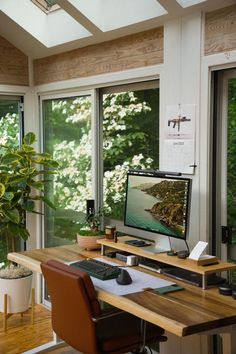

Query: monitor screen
<box><xmin>124</xmin><ymin>173</ymin><xmax>191</xmax><ymax>240</ymax></box>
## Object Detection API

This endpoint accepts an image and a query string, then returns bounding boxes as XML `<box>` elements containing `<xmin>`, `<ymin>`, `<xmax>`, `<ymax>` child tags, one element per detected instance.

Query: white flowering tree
<box><xmin>49</xmin><ymin>90</ymin><xmax>158</xmax><ymax>222</ymax></box>
<box><xmin>0</xmin><ymin>91</ymin><xmax>159</xmax><ymax>245</ymax></box>
<box><xmin>0</xmin><ymin>113</ymin><xmax>19</xmax><ymax>153</ymax></box>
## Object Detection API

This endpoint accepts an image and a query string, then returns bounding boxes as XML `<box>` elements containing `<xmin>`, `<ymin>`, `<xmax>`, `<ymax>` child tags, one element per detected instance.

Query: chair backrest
<box><xmin>41</xmin><ymin>259</ymin><xmax>101</xmax><ymax>354</ymax></box>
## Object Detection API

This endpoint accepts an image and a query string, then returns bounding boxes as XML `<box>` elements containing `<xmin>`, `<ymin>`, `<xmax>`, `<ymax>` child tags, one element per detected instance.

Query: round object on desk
<box><xmin>218</xmin><ymin>283</ymin><xmax>232</xmax><ymax>296</ymax></box>
<box><xmin>116</xmin><ymin>269</ymin><xmax>132</xmax><ymax>285</ymax></box>
<box><xmin>232</xmin><ymin>290</ymin><xmax>236</xmax><ymax>300</ymax></box>
<box><xmin>177</xmin><ymin>250</ymin><xmax>189</xmax><ymax>259</ymax></box>
<box><xmin>167</xmin><ymin>250</ymin><xmax>177</xmax><ymax>256</ymax></box>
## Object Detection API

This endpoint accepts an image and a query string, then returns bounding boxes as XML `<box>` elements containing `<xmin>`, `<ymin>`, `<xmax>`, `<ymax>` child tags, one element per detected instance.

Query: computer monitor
<box><xmin>124</xmin><ymin>172</ymin><xmax>191</xmax><ymax>244</ymax></box>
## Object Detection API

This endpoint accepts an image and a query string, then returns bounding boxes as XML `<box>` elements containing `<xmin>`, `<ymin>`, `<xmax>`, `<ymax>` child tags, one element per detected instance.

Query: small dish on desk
<box><xmin>124</xmin><ymin>239</ymin><xmax>151</xmax><ymax>247</ymax></box>
<box><xmin>177</xmin><ymin>250</ymin><xmax>189</xmax><ymax>259</ymax></box>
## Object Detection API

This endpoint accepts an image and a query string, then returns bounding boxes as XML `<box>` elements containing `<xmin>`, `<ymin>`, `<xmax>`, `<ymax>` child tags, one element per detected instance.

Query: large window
<box><xmin>42</xmin><ymin>81</ymin><xmax>160</xmax><ymax>247</ymax></box>
<box><xmin>101</xmin><ymin>81</ymin><xmax>159</xmax><ymax>220</ymax></box>
<box><xmin>42</xmin><ymin>95</ymin><xmax>92</xmax><ymax>247</ymax></box>
<box><xmin>0</xmin><ymin>96</ymin><xmax>23</xmax><ymax>264</ymax></box>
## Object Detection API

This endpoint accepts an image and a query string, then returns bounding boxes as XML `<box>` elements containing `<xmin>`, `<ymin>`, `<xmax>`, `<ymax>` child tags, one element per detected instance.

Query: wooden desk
<box><xmin>8</xmin><ymin>244</ymin><xmax>236</xmax><ymax>354</ymax></box>
<box><xmin>98</xmin><ymin>236</ymin><xmax>236</xmax><ymax>289</ymax></box>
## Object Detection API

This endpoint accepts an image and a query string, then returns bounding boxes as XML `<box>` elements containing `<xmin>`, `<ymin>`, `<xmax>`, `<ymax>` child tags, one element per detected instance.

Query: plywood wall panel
<box><xmin>0</xmin><ymin>36</ymin><xmax>29</xmax><ymax>86</ymax></box>
<box><xmin>205</xmin><ymin>5</ymin><xmax>236</xmax><ymax>56</ymax></box>
<box><xmin>33</xmin><ymin>27</ymin><xmax>163</xmax><ymax>85</ymax></box>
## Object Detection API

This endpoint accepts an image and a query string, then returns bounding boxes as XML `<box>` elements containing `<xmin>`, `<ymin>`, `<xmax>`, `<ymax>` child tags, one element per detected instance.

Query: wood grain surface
<box><xmin>205</xmin><ymin>4</ymin><xmax>236</xmax><ymax>56</ymax></box>
<box><xmin>8</xmin><ymin>243</ymin><xmax>236</xmax><ymax>338</ymax></box>
<box><xmin>0</xmin><ymin>305</ymin><xmax>52</xmax><ymax>354</ymax></box>
<box><xmin>98</xmin><ymin>236</ymin><xmax>236</xmax><ymax>275</ymax></box>
<box><xmin>0</xmin><ymin>36</ymin><xmax>28</xmax><ymax>86</ymax></box>
<box><xmin>33</xmin><ymin>27</ymin><xmax>163</xmax><ymax>85</ymax></box>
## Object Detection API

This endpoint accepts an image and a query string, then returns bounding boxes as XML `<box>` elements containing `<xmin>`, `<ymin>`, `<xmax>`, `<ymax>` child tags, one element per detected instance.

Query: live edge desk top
<box><xmin>7</xmin><ymin>243</ymin><xmax>236</xmax><ymax>338</ymax></box>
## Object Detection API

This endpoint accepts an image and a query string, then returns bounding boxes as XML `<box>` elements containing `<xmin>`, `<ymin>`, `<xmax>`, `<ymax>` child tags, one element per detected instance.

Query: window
<box><xmin>41</xmin><ymin>81</ymin><xmax>160</xmax><ymax>248</ymax></box>
<box><xmin>0</xmin><ymin>96</ymin><xmax>23</xmax><ymax>264</ymax></box>
<box><xmin>42</xmin><ymin>94</ymin><xmax>92</xmax><ymax>247</ymax></box>
<box><xmin>101</xmin><ymin>81</ymin><xmax>159</xmax><ymax>221</ymax></box>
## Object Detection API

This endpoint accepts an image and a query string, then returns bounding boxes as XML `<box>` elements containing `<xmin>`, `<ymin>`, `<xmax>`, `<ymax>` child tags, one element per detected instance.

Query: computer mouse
<box><xmin>218</xmin><ymin>283</ymin><xmax>232</xmax><ymax>296</ymax></box>
<box><xmin>116</xmin><ymin>269</ymin><xmax>132</xmax><ymax>285</ymax></box>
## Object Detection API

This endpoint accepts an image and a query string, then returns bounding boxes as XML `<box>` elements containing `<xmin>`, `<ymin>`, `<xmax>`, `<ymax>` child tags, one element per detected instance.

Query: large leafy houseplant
<box><xmin>0</xmin><ymin>132</ymin><xmax>58</xmax><ymax>256</ymax></box>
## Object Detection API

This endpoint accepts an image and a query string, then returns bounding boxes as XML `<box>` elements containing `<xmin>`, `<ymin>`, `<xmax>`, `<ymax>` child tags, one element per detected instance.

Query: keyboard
<box><xmin>69</xmin><ymin>259</ymin><xmax>121</xmax><ymax>280</ymax></box>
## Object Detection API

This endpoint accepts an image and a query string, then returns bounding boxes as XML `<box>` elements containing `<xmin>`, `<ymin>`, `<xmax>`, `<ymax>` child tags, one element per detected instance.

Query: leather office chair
<box><xmin>41</xmin><ymin>260</ymin><xmax>167</xmax><ymax>354</ymax></box>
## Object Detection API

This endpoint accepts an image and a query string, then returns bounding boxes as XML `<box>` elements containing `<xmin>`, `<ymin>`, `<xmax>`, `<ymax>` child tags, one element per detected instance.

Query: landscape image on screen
<box><xmin>124</xmin><ymin>174</ymin><xmax>190</xmax><ymax>239</ymax></box>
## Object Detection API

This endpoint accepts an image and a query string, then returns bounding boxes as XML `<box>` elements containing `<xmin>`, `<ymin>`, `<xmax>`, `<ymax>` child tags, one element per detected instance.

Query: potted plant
<box><xmin>76</xmin><ymin>209</ymin><xmax>105</xmax><ymax>250</ymax></box>
<box><xmin>0</xmin><ymin>265</ymin><xmax>34</xmax><ymax>331</ymax></box>
<box><xmin>0</xmin><ymin>132</ymin><xmax>58</xmax><ymax>258</ymax></box>
<box><xmin>0</xmin><ymin>132</ymin><xmax>58</xmax><ymax>321</ymax></box>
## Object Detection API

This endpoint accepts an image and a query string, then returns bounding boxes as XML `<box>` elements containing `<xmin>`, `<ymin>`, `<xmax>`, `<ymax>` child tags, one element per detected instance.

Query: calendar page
<box><xmin>162</xmin><ymin>104</ymin><xmax>196</xmax><ymax>175</ymax></box>
<box><xmin>162</xmin><ymin>139</ymin><xmax>195</xmax><ymax>174</ymax></box>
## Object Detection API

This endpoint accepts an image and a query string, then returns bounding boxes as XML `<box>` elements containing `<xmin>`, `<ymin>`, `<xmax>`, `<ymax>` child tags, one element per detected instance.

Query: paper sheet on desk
<box><xmin>91</xmin><ymin>258</ymin><xmax>175</xmax><ymax>296</ymax></box>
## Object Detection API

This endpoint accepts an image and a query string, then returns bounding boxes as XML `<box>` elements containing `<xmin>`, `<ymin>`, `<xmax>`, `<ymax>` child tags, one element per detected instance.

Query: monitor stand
<box><xmin>141</xmin><ymin>236</ymin><xmax>171</xmax><ymax>254</ymax></box>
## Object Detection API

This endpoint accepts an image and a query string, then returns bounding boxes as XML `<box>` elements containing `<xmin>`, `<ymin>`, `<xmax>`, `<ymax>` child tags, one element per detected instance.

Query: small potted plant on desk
<box><xmin>76</xmin><ymin>209</ymin><xmax>105</xmax><ymax>250</ymax></box>
<box><xmin>0</xmin><ymin>132</ymin><xmax>58</xmax><ymax>330</ymax></box>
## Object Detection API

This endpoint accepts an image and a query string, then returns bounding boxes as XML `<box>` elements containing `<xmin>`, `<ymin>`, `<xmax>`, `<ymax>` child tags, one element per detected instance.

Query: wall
<box><xmin>32</xmin><ymin>5</ymin><xmax>236</xmax><ymax>253</ymax></box>
<box><xmin>4</xmin><ymin>5</ymin><xmax>235</xmax><ymax>353</ymax></box>
<box><xmin>0</xmin><ymin>36</ymin><xmax>28</xmax><ymax>86</ymax></box>
<box><xmin>33</xmin><ymin>27</ymin><xmax>163</xmax><ymax>85</ymax></box>
<box><xmin>205</xmin><ymin>4</ymin><xmax>236</xmax><ymax>56</ymax></box>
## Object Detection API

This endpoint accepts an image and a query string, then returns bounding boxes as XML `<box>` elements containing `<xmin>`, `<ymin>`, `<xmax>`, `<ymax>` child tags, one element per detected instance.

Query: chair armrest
<box><xmin>92</xmin><ymin>309</ymin><xmax>124</xmax><ymax>322</ymax></box>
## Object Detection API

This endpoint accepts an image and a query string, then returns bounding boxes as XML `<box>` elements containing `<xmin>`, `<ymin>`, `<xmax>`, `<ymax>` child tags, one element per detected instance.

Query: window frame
<box><xmin>39</xmin><ymin>89</ymin><xmax>97</xmax><ymax>249</ymax></box>
<box><xmin>99</xmin><ymin>80</ymin><xmax>160</xmax><ymax>233</ymax></box>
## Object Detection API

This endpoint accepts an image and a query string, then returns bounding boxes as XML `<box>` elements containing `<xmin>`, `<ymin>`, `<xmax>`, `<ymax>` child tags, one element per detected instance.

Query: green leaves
<box><xmin>1</xmin><ymin>153</ymin><xmax>21</xmax><ymax>165</ymax></box>
<box><xmin>23</xmin><ymin>132</ymin><xmax>36</xmax><ymax>146</ymax></box>
<box><xmin>41</xmin><ymin>196</ymin><xmax>56</xmax><ymax>210</ymax></box>
<box><xmin>7</xmin><ymin>222</ymin><xmax>30</xmax><ymax>241</ymax></box>
<box><xmin>2</xmin><ymin>207</ymin><xmax>20</xmax><ymax>224</ymax></box>
<box><xmin>0</xmin><ymin>131</ymin><xmax>58</xmax><ymax>245</ymax></box>
<box><xmin>0</xmin><ymin>183</ymin><xmax>5</xmax><ymax>198</ymax></box>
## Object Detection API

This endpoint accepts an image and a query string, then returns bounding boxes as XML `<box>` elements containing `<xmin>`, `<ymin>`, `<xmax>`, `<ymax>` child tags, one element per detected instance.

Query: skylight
<box><xmin>32</xmin><ymin>0</ymin><xmax>59</xmax><ymax>13</ymax></box>
<box><xmin>0</xmin><ymin>0</ymin><xmax>92</xmax><ymax>47</ymax></box>
<box><xmin>0</xmin><ymin>0</ymin><xmax>230</xmax><ymax>58</ymax></box>
<box><xmin>69</xmin><ymin>0</ymin><xmax>167</xmax><ymax>32</ymax></box>
<box><xmin>176</xmin><ymin>0</ymin><xmax>207</xmax><ymax>8</ymax></box>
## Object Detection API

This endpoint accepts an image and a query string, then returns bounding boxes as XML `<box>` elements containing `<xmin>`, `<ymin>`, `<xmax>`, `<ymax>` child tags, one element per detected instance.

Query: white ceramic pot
<box><xmin>77</xmin><ymin>234</ymin><xmax>104</xmax><ymax>250</ymax></box>
<box><xmin>0</xmin><ymin>274</ymin><xmax>33</xmax><ymax>314</ymax></box>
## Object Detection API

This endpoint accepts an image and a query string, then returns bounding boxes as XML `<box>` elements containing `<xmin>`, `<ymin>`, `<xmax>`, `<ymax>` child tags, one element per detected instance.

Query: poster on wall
<box><xmin>162</xmin><ymin>104</ymin><xmax>196</xmax><ymax>174</ymax></box>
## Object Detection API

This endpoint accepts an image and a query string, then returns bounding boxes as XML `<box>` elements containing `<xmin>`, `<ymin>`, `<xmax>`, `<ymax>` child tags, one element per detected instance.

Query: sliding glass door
<box><xmin>212</xmin><ymin>69</ymin><xmax>236</xmax><ymax>268</ymax></box>
<box><xmin>42</xmin><ymin>94</ymin><xmax>93</xmax><ymax>247</ymax></box>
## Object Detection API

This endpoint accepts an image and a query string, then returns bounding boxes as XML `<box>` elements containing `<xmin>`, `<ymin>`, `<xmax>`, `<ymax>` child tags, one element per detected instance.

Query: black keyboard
<box><xmin>69</xmin><ymin>259</ymin><xmax>121</xmax><ymax>280</ymax></box>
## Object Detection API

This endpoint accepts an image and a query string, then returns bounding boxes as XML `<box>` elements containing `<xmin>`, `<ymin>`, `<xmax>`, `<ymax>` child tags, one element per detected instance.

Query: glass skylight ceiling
<box><xmin>0</xmin><ymin>0</ymin><xmax>231</xmax><ymax>58</ymax></box>
<box><xmin>0</xmin><ymin>0</ymin><xmax>168</xmax><ymax>49</ymax></box>
<box><xmin>176</xmin><ymin>0</ymin><xmax>207</xmax><ymax>8</ymax></box>
<box><xmin>32</xmin><ymin>0</ymin><xmax>60</xmax><ymax>13</ymax></box>
<box><xmin>69</xmin><ymin>0</ymin><xmax>167</xmax><ymax>32</ymax></box>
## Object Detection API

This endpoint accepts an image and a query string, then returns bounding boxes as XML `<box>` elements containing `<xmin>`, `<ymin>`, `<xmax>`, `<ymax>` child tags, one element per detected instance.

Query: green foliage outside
<box><xmin>227</xmin><ymin>79</ymin><xmax>236</xmax><ymax>244</ymax></box>
<box><xmin>0</xmin><ymin>89</ymin><xmax>159</xmax><ymax>251</ymax></box>
<box><xmin>103</xmin><ymin>90</ymin><xmax>159</xmax><ymax>220</ymax></box>
<box><xmin>43</xmin><ymin>89</ymin><xmax>159</xmax><ymax>245</ymax></box>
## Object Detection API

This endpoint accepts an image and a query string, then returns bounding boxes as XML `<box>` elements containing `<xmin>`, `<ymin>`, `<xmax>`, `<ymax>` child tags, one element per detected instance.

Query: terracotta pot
<box><xmin>0</xmin><ymin>273</ymin><xmax>33</xmax><ymax>313</ymax></box>
<box><xmin>77</xmin><ymin>234</ymin><xmax>105</xmax><ymax>250</ymax></box>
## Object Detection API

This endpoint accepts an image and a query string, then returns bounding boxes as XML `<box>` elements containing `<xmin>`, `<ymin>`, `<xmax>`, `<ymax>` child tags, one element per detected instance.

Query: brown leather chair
<box><xmin>41</xmin><ymin>260</ymin><xmax>167</xmax><ymax>354</ymax></box>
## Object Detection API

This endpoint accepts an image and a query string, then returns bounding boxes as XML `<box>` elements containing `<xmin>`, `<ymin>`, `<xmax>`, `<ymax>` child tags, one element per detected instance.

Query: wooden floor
<box><xmin>43</xmin><ymin>344</ymin><xmax>79</xmax><ymax>354</ymax></box>
<box><xmin>0</xmin><ymin>304</ymin><xmax>71</xmax><ymax>354</ymax></box>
